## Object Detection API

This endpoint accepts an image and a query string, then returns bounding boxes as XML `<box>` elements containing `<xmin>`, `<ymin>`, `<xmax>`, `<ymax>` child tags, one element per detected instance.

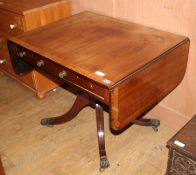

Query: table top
<box><xmin>168</xmin><ymin>115</ymin><xmax>196</xmax><ymax>157</ymax></box>
<box><xmin>10</xmin><ymin>11</ymin><xmax>187</xmax><ymax>88</ymax></box>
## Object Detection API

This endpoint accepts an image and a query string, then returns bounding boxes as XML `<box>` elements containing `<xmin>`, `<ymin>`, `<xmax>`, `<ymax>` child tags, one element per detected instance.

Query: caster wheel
<box><xmin>152</xmin><ymin>126</ymin><xmax>159</xmax><ymax>132</ymax></box>
<box><xmin>151</xmin><ymin>119</ymin><xmax>160</xmax><ymax>126</ymax></box>
<box><xmin>99</xmin><ymin>156</ymin><xmax>110</xmax><ymax>172</ymax></box>
<box><xmin>151</xmin><ymin>119</ymin><xmax>160</xmax><ymax>132</ymax></box>
<box><xmin>40</xmin><ymin>118</ymin><xmax>55</xmax><ymax>127</ymax></box>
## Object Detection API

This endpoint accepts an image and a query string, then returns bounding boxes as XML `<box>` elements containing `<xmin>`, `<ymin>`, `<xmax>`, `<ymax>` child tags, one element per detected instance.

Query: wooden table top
<box><xmin>10</xmin><ymin>11</ymin><xmax>187</xmax><ymax>88</ymax></box>
<box><xmin>0</xmin><ymin>0</ymin><xmax>69</xmax><ymax>14</ymax></box>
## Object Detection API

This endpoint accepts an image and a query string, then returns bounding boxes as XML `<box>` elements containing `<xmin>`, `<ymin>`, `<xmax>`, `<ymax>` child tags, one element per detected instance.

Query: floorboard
<box><xmin>0</xmin><ymin>75</ymin><xmax>175</xmax><ymax>175</ymax></box>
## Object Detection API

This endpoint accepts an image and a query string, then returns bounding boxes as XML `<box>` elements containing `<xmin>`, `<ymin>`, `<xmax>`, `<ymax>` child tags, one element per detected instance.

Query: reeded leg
<box><xmin>40</xmin><ymin>94</ymin><xmax>91</xmax><ymax>127</ymax></box>
<box><xmin>132</xmin><ymin>118</ymin><xmax>160</xmax><ymax>132</ymax></box>
<box><xmin>95</xmin><ymin>103</ymin><xmax>110</xmax><ymax>172</ymax></box>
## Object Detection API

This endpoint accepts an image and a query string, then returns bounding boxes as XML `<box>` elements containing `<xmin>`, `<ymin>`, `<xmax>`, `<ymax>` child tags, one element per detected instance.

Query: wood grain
<box><xmin>111</xmin><ymin>40</ymin><xmax>189</xmax><ymax>130</ymax></box>
<box><xmin>0</xmin><ymin>10</ymin><xmax>24</xmax><ymax>36</ymax></box>
<box><xmin>0</xmin><ymin>0</ymin><xmax>71</xmax><ymax>99</ymax></box>
<box><xmin>71</xmin><ymin>0</ymin><xmax>196</xmax><ymax>129</ymax></box>
<box><xmin>0</xmin><ymin>75</ymin><xmax>176</xmax><ymax>175</ymax></box>
<box><xmin>166</xmin><ymin>115</ymin><xmax>196</xmax><ymax>174</ymax></box>
<box><xmin>23</xmin><ymin>1</ymin><xmax>71</xmax><ymax>31</ymax></box>
<box><xmin>0</xmin><ymin>0</ymin><xmax>70</xmax><ymax>14</ymax></box>
<box><xmin>8</xmin><ymin>12</ymin><xmax>189</xmax><ymax>131</ymax></box>
<box><xmin>9</xmin><ymin>12</ymin><xmax>187</xmax><ymax>88</ymax></box>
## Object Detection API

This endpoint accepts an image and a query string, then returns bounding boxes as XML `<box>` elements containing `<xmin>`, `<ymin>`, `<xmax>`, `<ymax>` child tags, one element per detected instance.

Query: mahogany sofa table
<box><xmin>8</xmin><ymin>12</ymin><xmax>190</xmax><ymax>171</ymax></box>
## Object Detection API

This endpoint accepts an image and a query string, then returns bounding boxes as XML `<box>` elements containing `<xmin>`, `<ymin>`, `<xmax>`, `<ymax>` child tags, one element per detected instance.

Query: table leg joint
<box><xmin>40</xmin><ymin>93</ymin><xmax>92</xmax><ymax>126</ymax></box>
<box><xmin>132</xmin><ymin>118</ymin><xmax>160</xmax><ymax>132</ymax></box>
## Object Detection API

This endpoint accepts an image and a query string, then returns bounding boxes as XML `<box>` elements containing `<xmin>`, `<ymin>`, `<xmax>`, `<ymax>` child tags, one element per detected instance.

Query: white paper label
<box><xmin>95</xmin><ymin>71</ymin><xmax>106</xmax><ymax>77</ymax></box>
<box><xmin>174</xmin><ymin>140</ymin><xmax>185</xmax><ymax>147</ymax></box>
<box><xmin>103</xmin><ymin>79</ymin><xmax>111</xmax><ymax>84</ymax></box>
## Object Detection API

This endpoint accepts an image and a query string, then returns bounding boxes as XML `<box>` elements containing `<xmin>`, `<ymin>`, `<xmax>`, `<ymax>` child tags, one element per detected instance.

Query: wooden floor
<box><xmin>0</xmin><ymin>75</ymin><xmax>176</xmax><ymax>175</ymax></box>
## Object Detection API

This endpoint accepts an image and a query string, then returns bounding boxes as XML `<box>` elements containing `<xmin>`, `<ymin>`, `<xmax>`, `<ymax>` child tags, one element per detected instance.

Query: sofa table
<box><xmin>7</xmin><ymin>12</ymin><xmax>190</xmax><ymax>171</ymax></box>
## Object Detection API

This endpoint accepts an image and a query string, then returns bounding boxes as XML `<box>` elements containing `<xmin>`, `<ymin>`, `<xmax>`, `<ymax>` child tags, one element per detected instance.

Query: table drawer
<box><xmin>0</xmin><ymin>10</ymin><xmax>24</xmax><ymax>36</ymax></box>
<box><xmin>66</xmin><ymin>71</ymin><xmax>109</xmax><ymax>102</ymax></box>
<box><xmin>15</xmin><ymin>46</ymin><xmax>109</xmax><ymax>102</ymax></box>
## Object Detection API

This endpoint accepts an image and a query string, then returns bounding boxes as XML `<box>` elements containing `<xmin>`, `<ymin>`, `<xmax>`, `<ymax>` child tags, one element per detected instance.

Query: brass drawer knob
<box><xmin>9</xmin><ymin>24</ymin><xmax>17</xmax><ymax>29</ymax></box>
<box><xmin>19</xmin><ymin>51</ymin><xmax>26</xmax><ymax>58</ymax></box>
<box><xmin>58</xmin><ymin>70</ymin><xmax>67</xmax><ymax>79</ymax></box>
<box><xmin>37</xmin><ymin>60</ymin><xmax>44</xmax><ymax>67</ymax></box>
<box><xmin>0</xmin><ymin>59</ymin><xmax>6</xmax><ymax>64</ymax></box>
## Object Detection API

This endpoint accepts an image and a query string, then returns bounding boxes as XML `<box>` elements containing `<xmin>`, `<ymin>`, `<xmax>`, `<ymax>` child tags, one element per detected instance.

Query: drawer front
<box><xmin>0</xmin><ymin>52</ymin><xmax>9</xmax><ymax>70</ymax></box>
<box><xmin>0</xmin><ymin>49</ymin><xmax>35</xmax><ymax>88</ymax></box>
<box><xmin>0</xmin><ymin>31</ymin><xmax>9</xmax><ymax>55</ymax></box>
<box><xmin>15</xmin><ymin>46</ymin><xmax>109</xmax><ymax>103</ymax></box>
<box><xmin>0</xmin><ymin>10</ymin><xmax>24</xmax><ymax>36</ymax></box>
<box><xmin>0</xmin><ymin>41</ymin><xmax>35</xmax><ymax>88</ymax></box>
<box><xmin>2</xmin><ymin>66</ymin><xmax>35</xmax><ymax>89</ymax></box>
<box><xmin>0</xmin><ymin>49</ymin><xmax>12</xmax><ymax>70</ymax></box>
<box><xmin>0</xmin><ymin>54</ymin><xmax>35</xmax><ymax>89</ymax></box>
<box><xmin>0</xmin><ymin>31</ymin><xmax>13</xmax><ymax>69</ymax></box>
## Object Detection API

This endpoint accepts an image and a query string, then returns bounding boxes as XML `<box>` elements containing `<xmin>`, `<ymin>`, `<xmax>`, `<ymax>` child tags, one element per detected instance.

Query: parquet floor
<box><xmin>0</xmin><ymin>75</ymin><xmax>176</xmax><ymax>175</ymax></box>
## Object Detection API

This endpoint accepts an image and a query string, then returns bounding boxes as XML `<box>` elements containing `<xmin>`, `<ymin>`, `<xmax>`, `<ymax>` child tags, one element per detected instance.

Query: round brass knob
<box><xmin>19</xmin><ymin>51</ymin><xmax>26</xmax><ymax>58</ymax></box>
<box><xmin>37</xmin><ymin>60</ymin><xmax>44</xmax><ymax>67</ymax></box>
<box><xmin>58</xmin><ymin>70</ymin><xmax>67</xmax><ymax>79</ymax></box>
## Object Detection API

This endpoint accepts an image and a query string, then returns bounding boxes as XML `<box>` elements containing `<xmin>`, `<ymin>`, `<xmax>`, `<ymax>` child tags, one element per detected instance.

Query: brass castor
<box><xmin>151</xmin><ymin>119</ymin><xmax>160</xmax><ymax>132</ymax></box>
<box><xmin>99</xmin><ymin>156</ymin><xmax>110</xmax><ymax>172</ymax></box>
<box><xmin>152</xmin><ymin>126</ymin><xmax>159</xmax><ymax>132</ymax></box>
<box><xmin>40</xmin><ymin>117</ymin><xmax>55</xmax><ymax>127</ymax></box>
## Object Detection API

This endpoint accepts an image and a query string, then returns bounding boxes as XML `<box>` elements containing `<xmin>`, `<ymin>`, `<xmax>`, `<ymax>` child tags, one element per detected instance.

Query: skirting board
<box><xmin>148</xmin><ymin>104</ymin><xmax>191</xmax><ymax>131</ymax></box>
